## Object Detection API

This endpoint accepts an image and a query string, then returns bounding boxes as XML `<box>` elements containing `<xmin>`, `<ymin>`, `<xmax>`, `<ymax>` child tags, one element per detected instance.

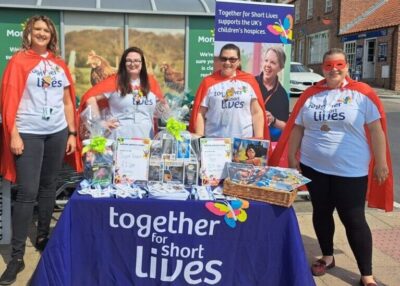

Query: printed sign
<box><xmin>114</xmin><ymin>138</ymin><xmax>151</xmax><ymax>183</ymax></box>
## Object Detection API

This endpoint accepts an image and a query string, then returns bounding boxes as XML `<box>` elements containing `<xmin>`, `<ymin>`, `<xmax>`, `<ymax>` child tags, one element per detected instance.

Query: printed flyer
<box><xmin>200</xmin><ymin>138</ymin><xmax>232</xmax><ymax>186</ymax></box>
<box><xmin>114</xmin><ymin>138</ymin><xmax>151</xmax><ymax>184</ymax></box>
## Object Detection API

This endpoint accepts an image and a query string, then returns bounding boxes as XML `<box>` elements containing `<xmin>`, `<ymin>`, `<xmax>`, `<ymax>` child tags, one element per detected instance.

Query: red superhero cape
<box><xmin>78</xmin><ymin>73</ymin><xmax>163</xmax><ymax>113</ymax></box>
<box><xmin>0</xmin><ymin>49</ymin><xmax>82</xmax><ymax>183</ymax></box>
<box><xmin>269</xmin><ymin>77</ymin><xmax>393</xmax><ymax>211</ymax></box>
<box><xmin>188</xmin><ymin>70</ymin><xmax>270</xmax><ymax>140</ymax></box>
<box><xmin>78</xmin><ymin>73</ymin><xmax>164</xmax><ymax>145</ymax></box>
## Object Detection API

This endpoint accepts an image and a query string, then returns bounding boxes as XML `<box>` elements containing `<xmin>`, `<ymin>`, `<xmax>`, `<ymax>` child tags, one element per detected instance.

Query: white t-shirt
<box><xmin>104</xmin><ymin>80</ymin><xmax>157</xmax><ymax>139</ymax></box>
<box><xmin>295</xmin><ymin>87</ymin><xmax>381</xmax><ymax>176</ymax></box>
<box><xmin>16</xmin><ymin>59</ymin><xmax>70</xmax><ymax>134</ymax></box>
<box><xmin>201</xmin><ymin>78</ymin><xmax>257</xmax><ymax>138</ymax></box>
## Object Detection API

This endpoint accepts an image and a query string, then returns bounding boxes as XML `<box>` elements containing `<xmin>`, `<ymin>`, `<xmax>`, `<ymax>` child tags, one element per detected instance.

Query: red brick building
<box><xmin>290</xmin><ymin>0</ymin><xmax>400</xmax><ymax>91</ymax></box>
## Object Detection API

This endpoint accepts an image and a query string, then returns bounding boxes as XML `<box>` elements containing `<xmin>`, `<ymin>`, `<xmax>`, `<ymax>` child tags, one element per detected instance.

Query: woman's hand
<box><xmin>266</xmin><ymin>111</ymin><xmax>275</xmax><ymax>126</ymax></box>
<box><xmin>10</xmin><ymin>132</ymin><xmax>24</xmax><ymax>155</ymax></box>
<box><xmin>102</xmin><ymin>118</ymin><xmax>120</xmax><ymax>131</ymax></box>
<box><xmin>65</xmin><ymin>135</ymin><xmax>76</xmax><ymax>155</ymax></box>
<box><xmin>373</xmin><ymin>163</ymin><xmax>389</xmax><ymax>185</ymax></box>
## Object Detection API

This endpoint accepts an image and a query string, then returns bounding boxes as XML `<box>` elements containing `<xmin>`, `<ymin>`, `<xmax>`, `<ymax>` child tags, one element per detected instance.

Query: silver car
<box><xmin>290</xmin><ymin>62</ymin><xmax>324</xmax><ymax>96</ymax></box>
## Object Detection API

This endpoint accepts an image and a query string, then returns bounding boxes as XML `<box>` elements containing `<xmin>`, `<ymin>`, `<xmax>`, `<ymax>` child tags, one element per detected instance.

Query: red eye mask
<box><xmin>322</xmin><ymin>60</ymin><xmax>347</xmax><ymax>71</ymax></box>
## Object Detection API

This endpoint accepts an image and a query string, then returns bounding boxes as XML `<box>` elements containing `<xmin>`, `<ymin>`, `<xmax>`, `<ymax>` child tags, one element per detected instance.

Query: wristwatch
<box><xmin>68</xmin><ymin>130</ymin><xmax>77</xmax><ymax>136</ymax></box>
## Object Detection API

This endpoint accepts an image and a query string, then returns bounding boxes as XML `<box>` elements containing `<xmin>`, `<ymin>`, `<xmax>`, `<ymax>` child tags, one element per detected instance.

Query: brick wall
<box><xmin>393</xmin><ymin>27</ymin><xmax>400</xmax><ymax>91</ymax></box>
<box><xmin>374</xmin><ymin>28</ymin><xmax>395</xmax><ymax>89</ymax></box>
<box><xmin>292</xmin><ymin>0</ymin><xmax>340</xmax><ymax>74</ymax></box>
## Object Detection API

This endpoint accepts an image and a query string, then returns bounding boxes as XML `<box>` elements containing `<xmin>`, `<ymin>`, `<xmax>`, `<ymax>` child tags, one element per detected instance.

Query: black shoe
<box><xmin>0</xmin><ymin>258</ymin><xmax>25</xmax><ymax>285</ymax></box>
<box><xmin>35</xmin><ymin>236</ymin><xmax>49</xmax><ymax>252</ymax></box>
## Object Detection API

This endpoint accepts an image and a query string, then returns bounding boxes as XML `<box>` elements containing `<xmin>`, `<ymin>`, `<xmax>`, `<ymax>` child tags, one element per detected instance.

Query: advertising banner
<box><xmin>214</xmin><ymin>0</ymin><xmax>293</xmax><ymax>90</ymax></box>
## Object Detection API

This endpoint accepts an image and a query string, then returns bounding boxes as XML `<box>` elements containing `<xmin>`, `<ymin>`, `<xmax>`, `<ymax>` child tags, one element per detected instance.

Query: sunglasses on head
<box><xmin>219</xmin><ymin>57</ymin><xmax>239</xmax><ymax>63</ymax></box>
<box><xmin>322</xmin><ymin>60</ymin><xmax>347</xmax><ymax>71</ymax></box>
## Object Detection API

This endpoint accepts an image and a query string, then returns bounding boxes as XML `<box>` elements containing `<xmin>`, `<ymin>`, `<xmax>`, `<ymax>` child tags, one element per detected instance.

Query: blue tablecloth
<box><xmin>31</xmin><ymin>193</ymin><xmax>315</xmax><ymax>286</ymax></box>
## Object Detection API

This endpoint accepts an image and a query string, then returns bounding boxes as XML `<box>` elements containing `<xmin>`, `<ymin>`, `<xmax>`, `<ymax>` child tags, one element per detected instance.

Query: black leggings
<box><xmin>12</xmin><ymin>128</ymin><xmax>67</xmax><ymax>259</ymax></box>
<box><xmin>300</xmin><ymin>163</ymin><xmax>372</xmax><ymax>276</ymax></box>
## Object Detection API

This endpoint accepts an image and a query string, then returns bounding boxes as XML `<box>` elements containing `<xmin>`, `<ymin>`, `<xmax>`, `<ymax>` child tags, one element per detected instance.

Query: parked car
<box><xmin>290</xmin><ymin>62</ymin><xmax>324</xmax><ymax>96</ymax></box>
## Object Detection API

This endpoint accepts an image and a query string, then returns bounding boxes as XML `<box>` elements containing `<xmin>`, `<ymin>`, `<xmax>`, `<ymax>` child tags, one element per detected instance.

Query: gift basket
<box><xmin>80</xmin><ymin>106</ymin><xmax>115</xmax><ymax>188</ymax></box>
<box><xmin>223</xmin><ymin>163</ymin><xmax>310</xmax><ymax>207</ymax></box>
<box><xmin>150</xmin><ymin>96</ymin><xmax>200</xmax><ymax>189</ymax></box>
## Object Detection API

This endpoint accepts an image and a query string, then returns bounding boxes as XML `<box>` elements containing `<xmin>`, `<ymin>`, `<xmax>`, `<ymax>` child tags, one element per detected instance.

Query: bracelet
<box><xmin>68</xmin><ymin>130</ymin><xmax>77</xmax><ymax>136</ymax></box>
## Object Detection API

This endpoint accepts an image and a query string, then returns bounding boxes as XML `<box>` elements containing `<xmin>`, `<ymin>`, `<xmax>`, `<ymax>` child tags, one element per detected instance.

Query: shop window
<box><xmin>297</xmin><ymin>38</ymin><xmax>304</xmax><ymax>63</ymax></box>
<box><xmin>307</xmin><ymin>31</ymin><xmax>329</xmax><ymax>64</ymax></box>
<box><xmin>295</xmin><ymin>2</ymin><xmax>300</xmax><ymax>23</ymax></box>
<box><xmin>378</xmin><ymin>43</ymin><xmax>388</xmax><ymax>62</ymax></box>
<box><xmin>344</xmin><ymin>41</ymin><xmax>356</xmax><ymax>74</ymax></box>
<box><xmin>128</xmin><ymin>15</ymin><xmax>185</xmax><ymax>96</ymax></box>
<box><xmin>325</xmin><ymin>0</ymin><xmax>332</xmax><ymax>13</ymax></box>
<box><xmin>307</xmin><ymin>0</ymin><xmax>313</xmax><ymax>19</ymax></box>
<box><xmin>367</xmin><ymin>40</ymin><xmax>375</xmax><ymax>62</ymax></box>
<box><xmin>64</xmin><ymin>12</ymin><xmax>124</xmax><ymax>98</ymax></box>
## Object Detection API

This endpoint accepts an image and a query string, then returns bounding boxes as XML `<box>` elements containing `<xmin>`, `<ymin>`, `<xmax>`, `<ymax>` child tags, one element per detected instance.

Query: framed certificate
<box><xmin>114</xmin><ymin>138</ymin><xmax>150</xmax><ymax>184</ymax></box>
<box><xmin>200</xmin><ymin>138</ymin><xmax>232</xmax><ymax>186</ymax></box>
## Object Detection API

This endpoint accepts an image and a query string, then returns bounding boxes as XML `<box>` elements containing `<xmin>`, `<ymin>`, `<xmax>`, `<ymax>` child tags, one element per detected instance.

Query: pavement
<box><xmin>0</xmin><ymin>86</ymin><xmax>399</xmax><ymax>286</ymax></box>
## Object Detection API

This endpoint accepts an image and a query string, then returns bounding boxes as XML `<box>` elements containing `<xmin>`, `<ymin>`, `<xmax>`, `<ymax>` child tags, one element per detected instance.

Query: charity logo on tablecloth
<box><xmin>205</xmin><ymin>199</ymin><xmax>249</xmax><ymax>228</ymax></box>
<box><xmin>108</xmin><ymin>206</ymin><xmax>233</xmax><ymax>284</ymax></box>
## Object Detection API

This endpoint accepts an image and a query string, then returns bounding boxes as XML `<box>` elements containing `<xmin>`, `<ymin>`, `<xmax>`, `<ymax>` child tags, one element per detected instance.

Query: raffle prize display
<box><xmin>78</xmin><ymin>100</ymin><xmax>310</xmax><ymax>206</ymax></box>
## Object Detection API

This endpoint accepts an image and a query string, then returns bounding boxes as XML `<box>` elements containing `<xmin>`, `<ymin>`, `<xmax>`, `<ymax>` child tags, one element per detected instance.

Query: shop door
<box><xmin>363</xmin><ymin>39</ymin><xmax>376</xmax><ymax>78</ymax></box>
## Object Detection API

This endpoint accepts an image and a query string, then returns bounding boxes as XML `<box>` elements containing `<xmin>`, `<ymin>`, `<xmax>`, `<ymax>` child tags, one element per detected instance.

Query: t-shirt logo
<box><xmin>338</xmin><ymin>95</ymin><xmax>352</xmax><ymax>104</ymax></box>
<box><xmin>223</xmin><ymin>87</ymin><xmax>235</xmax><ymax>100</ymax></box>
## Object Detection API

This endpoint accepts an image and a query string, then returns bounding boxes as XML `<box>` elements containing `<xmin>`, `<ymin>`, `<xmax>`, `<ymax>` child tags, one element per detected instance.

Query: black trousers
<box><xmin>301</xmin><ymin>163</ymin><xmax>372</xmax><ymax>276</ymax></box>
<box><xmin>12</xmin><ymin>128</ymin><xmax>67</xmax><ymax>259</ymax></box>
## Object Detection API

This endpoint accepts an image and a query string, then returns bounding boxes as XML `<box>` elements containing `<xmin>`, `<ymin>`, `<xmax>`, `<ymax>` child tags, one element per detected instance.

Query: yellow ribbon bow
<box><xmin>82</xmin><ymin>136</ymin><xmax>107</xmax><ymax>154</ymax></box>
<box><xmin>166</xmin><ymin>118</ymin><xmax>186</xmax><ymax>141</ymax></box>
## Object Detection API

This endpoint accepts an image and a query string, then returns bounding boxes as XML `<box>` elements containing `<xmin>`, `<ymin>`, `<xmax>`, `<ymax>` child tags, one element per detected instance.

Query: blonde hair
<box><xmin>22</xmin><ymin>15</ymin><xmax>58</xmax><ymax>53</ymax></box>
<box><xmin>265</xmin><ymin>46</ymin><xmax>286</xmax><ymax>69</ymax></box>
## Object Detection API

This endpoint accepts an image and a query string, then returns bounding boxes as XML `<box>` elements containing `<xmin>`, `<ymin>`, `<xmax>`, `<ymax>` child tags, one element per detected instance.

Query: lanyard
<box><xmin>42</xmin><ymin>60</ymin><xmax>52</xmax><ymax>106</ymax></box>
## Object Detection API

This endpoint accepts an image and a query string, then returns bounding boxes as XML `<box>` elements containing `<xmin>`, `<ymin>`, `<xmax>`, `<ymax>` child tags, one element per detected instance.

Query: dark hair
<box><xmin>265</xmin><ymin>46</ymin><xmax>286</xmax><ymax>69</ymax></box>
<box><xmin>246</xmin><ymin>144</ymin><xmax>257</xmax><ymax>156</ymax></box>
<box><xmin>219</xmin><ymin>43</ymin><xmax>242</xmax><ymax>70</ymax></box>
<box><xmin>323</xmin><ymin>48</ymin><xmax>348</xmax><ymax>63</ymax></box>
<box><xmin>117</xmin><ymin>46</ymin><xmax>149</xmax><ymax>97</ymax></box>
<box><xmin>22</xmin><ymin>15</ymin><xmax>58</xmax><ymax>53</ymax></box>
<box><xmin>219</xmin><ymin>43</ymin><xmax>241</xmax><ymax>60</ymax></box>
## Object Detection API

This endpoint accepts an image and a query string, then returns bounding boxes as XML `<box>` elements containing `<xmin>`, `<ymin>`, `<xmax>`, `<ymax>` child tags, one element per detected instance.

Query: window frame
<box><xmin>325</xmin><ymin>0</ymin><xmax>333</xmax><ymax>13</ymax></box>
<box><xmin>307</xmin><ymin>0</ymin><xmax>313</xmax><ymax>20</ymax></box>
<box><xmin>295</xmin><ymin>2</ymin><xmax>300</xmax><ymax>23</ymax></box>
<box><xmin>307</xmin><ymin>30</ymin><xmax>329</xmax><ymax>64</ymax></box>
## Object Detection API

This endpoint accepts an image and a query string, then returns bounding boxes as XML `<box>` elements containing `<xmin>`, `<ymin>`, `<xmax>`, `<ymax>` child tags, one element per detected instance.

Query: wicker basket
<box><xmin>223</xmin><ymin>179</ymin><xmax>297</xmax><ymax>207</ymax></box>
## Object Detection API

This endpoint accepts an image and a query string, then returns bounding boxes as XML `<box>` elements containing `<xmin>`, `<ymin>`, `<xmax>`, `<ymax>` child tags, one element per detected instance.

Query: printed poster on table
<box><xmin>200</xmin><ymin>138</ymin><xmax>232</xmax><ymax>186</ymax></box>
<box><xmin>114</xmin><ymin>138</ymin><xmax>150</xmax><ymax>184</ymax></box>
<box><xmin>232</xmin><ymin>138</ymin><xmax>270</xmax><ymax>166</ymax></box>
<box><xmin>214</xmin><ymin>0</ymin><xmax>293</xmax><ymax>92</ymax></box>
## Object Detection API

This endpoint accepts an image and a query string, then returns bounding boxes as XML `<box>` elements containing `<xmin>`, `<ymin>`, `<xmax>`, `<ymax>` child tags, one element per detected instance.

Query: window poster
<box><xmin>187</xmin><ymin>17</ymin><xmax>215</xmax><ymax>103</ymax></box>
<box><xmin>114</xmin><ymin>138</ymin><xmax>151</xmax><ymax>184</ymax></box>
<box><xmin>64</xmin><ymin>12</ymin><xmax>124</xmax><ymax>98</ymax></box>
<box><xmin>200</xmin><ymin>138</ymin><xmax>232</xmax><ymax>186</ymax></box>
